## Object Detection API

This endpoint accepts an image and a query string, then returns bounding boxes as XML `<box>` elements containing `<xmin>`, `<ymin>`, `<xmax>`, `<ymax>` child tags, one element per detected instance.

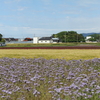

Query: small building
<box><xmin>86</xmin><ymin>36</ymin><xmax>92</xmax><ymax>40</ymax></box>
<box><xmin>85</xmin><ymin>36</ymin><xmax>91</xmax><ymax>43</ymax></box>
<box><xmin>85</xmin><ymin>36</ymin><xmax>97</xmax><ymax>43</ymax></box>
<box><xmin>33</xmin><ymin>37</ymin><xmax>39</xmax><ymax>43</ymax></box>
<box><xmin>38</xmin><ymin>37</ymin><xmax>53</xmax><ymax>43</ymax></box>
<box><xmin>52</xmin><ymin>38</ymin><xmax>59</xmax><ymax>43</ymax></box>
<box><xmin>23</xmin><ymin>38</ymin><xmax>33</xmax><ymax>41</ymax></box>
<box><xmin>33</xmin><ymin>37</ymin><xmax>59</xmax><ymax>43</ymax></box>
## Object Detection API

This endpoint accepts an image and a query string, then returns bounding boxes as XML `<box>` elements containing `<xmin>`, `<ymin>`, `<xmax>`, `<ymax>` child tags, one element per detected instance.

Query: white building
<box><xmin>33</xmin><ymin>37</ymin><xmax>39</xmax><ymax>43</ymax></box>
<box><xmin>85</xmin><ymin>36</ymin><xmax>97</xmax><ymax>43</ymax></box>
<box><xmin>33</xmin><ymin>37</ymin><xmax>59</xmax><ymax>43</ymax></box>
<box><xmin>38</xmin><ymin>37</ymin><xmax>53</xmax><ymax>43</ymax></box>
<box><xmin>86</xmin><ymin>36</ymin><xmax>92</xmax><ymax>40</ymax></box>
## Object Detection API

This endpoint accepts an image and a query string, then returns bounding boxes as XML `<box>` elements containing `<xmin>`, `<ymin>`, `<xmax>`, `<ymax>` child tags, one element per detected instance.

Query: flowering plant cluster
<box><xmin>0</xmin><ymin>57</ymin><xmax>100</xmax><ymax>100</ymax></box>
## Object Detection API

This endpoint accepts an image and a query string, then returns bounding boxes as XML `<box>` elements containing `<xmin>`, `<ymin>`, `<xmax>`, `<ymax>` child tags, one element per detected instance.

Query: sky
<box><xmin>0</xmin><ymin>0</ymin><xmax>100</xmax><ymax>38</ymax></box>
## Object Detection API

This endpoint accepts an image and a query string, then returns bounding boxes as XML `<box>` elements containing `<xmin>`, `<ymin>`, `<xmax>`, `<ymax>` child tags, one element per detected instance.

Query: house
<box><xmin>52</xmin><ymin>38</ymin><xmax>59</xmax><ymax>43</ymax></box>
<box><xmin>23</xmin><ymin>38</ymin><xmax>33</xmax><ymax>41</ymax></box>
<box><xmin>38</xmin><ymin>37</ymin><xmax>53</xmax><ymax>43</ymax></box>
<box><xmin>33</xmin><ymin>37</ymin><xmax>59</xmax><ymax>43</ymax></box>
<box><xmin>86</xmin><ymin>36</ymin><xmax>92</xmax><ymax>40</ymax></box>
<box><xmin>4</xmin><ymin>38</ymin><xmax>18</xmax><ymax>42</ymax></box>
<box><xmin>85</xmin><ymin>36</ymin><xmax>92</xmax><ymax>43</ymax></box>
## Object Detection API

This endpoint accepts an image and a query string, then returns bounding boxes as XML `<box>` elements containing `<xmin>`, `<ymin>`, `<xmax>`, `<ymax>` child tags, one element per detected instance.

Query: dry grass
<box><xmin>0</xmin><ymin>49</ymin><xmax>100</xmax><ymax>60</ymax></box>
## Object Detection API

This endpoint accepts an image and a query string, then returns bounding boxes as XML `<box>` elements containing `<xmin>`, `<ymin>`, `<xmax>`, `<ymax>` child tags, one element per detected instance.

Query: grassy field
<box><xmin>4</xmin><ymin>43</ymin><xmax>77</xmax><ymax>47</ymax></box>
<box><xmin>0</xmin><ymin>49</ymin><xmax>100</xmax><ymax>60</ymax></box>
<box><xmin>4</xmin><ymin>42</ymin><xmax>100</xmax><ymax>47</ymax></box>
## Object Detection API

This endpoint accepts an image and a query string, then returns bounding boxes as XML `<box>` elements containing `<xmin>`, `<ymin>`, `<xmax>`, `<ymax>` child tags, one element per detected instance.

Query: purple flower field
<box><xmin>0</xmin><ymin>57</ymin><xmax>100</xmax><ymax>100</ymax></box>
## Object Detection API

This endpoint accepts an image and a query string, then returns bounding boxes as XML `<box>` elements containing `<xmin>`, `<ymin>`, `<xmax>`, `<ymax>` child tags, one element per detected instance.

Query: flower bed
<box><xmin>0</xmin><ymin>58</ymin><xmax>100</xmax><ymax>100</ymax></box>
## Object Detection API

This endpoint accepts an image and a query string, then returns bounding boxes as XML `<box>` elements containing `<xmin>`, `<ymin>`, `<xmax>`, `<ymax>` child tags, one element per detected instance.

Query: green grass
<box><xmin>4</xmin><ymin>42</ymin><xmax>100</xmax><ymax>47</ymax></box>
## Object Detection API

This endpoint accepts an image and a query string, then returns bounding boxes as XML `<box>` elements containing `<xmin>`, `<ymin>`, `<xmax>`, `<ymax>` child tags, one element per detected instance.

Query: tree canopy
<box><xmin>51</xmin><ymin>31</ymin><xmax>85</xmax><ymax>42</ymax></box>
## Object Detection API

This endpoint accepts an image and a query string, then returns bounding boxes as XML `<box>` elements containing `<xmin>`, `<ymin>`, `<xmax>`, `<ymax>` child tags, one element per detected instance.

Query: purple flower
<box><xmin>33</xmin><ymin>89</ymin><xmax>40</xmax><ymax>96</ymax></box>
<box><xmin>70</xmin><ymin>83</ymin><xmax>79</xmax><ymax>89</ymax></box>
<box><xmin>54</xmin><ymin>88</ymin><xmax>63</xmax><ymax>93</ymax></box>
<box><xmin>0</xmin><ymin>57</ymin><xmax>100</xmax><ymax>99</ymax></box>
<box><xmin>2</xmin><ymin>90</ymin><xmax>12</xmax><ymax>94</ymax></box>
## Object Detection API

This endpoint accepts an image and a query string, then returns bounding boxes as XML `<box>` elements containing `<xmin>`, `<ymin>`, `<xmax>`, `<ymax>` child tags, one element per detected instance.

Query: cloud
<box><xmin>4</xmin><ymin>0</ymin><xmax>21</xmax><ymax>4</ymax></box>
<box><xmin>41</xmin><ymin>0</ymin><xmax>51</xmax><ymax>5</ymax></box>
<box><xmin>0</xmin><ymin>24</ymin><xmax>4</xmax><ymax>27</ymax></box>
<box><xmin>77</xmin><ymin>0</ymin><xmax>99</xmax><ymax>7</ymax></box>
<box><xmin>65</xmin><ymin>17</ymin><xmax>100</xmax><ymax>33</ymax></box>
<box><xmin>17</xmin><ymin>7</ymin><xmax>27</xmax><ymax>11</ymax></box>
<box><xmin>15</xmin><ymin>0</ymin><xmax>21</xmax><ymax>2</ymax></box>
<box><xmin>0</xmin><ymin>25</ymin><xmax>60</xmax><ymax>37</ymax></box>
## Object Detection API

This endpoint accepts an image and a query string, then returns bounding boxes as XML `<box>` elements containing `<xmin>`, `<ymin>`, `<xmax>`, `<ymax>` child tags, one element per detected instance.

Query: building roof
<box><xmin>52</xmin><ymin>38</ymin><xmax>59</xmax><ymax>40</ymax></box>
<box><xmin>39</xmin><ymin>37</ymin><xmax>52</xmax><ymax>40</ymax></box>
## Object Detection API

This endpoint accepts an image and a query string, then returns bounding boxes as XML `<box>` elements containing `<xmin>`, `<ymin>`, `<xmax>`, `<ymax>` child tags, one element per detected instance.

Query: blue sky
<box><xmin>0</xmin><ymin>0</ymin><xmax>100</xmax><ymax>38</ymax></box>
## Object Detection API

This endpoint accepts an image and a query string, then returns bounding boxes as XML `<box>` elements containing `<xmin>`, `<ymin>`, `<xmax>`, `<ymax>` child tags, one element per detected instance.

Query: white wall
<box><xmin>38</xmin><ymin>40</ymin><xmax>53</xmax><ymax>43</ymax></box>
<box><xmin>86</xmin><ymin>36</ymin><xmax>91</xmax><ymax>40</ymax></box>
<box><xmin>33</xmin><ymin>37</ymin><xmax>39</xmax><ymax>43</ymax></box>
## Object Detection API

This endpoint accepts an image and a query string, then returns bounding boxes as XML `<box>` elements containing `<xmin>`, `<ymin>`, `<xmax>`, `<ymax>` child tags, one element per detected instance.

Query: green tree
<box><xmin>1</xmin><ymin>38</ymin><xmax>6</xmax><ymax>43</ymax></box>
<box><xmin>78</xmin><ymin>34</ymin><xmax>85</xmax><ymax>42</ymax></box>
<box><xmin>51</xmin><ymin>31</ymin><xmax>85</xmax><ymax>42</ymax></box>
<box><xmin>67</xmin><ymin>31</ymin><xmax>77</xmax><ymax>42</ymax></box>
<box><xmin>51</xmin><ymin>31</ymin><xmax>68</xmax><ymax>42</ymax></box>
<box><xmin>88</xmin><ymin>37</ymin><xmax>95</xmax><ymax>41</ymax></box>
<box><xmin>57</xmin><ymin>31</ymin><xmax>68</xmax><ymax>42</ymax></box>
<box><xmin>0</xmin><ymin>33</ymin><xmax>3</xmax><ymax>41</ymax></box>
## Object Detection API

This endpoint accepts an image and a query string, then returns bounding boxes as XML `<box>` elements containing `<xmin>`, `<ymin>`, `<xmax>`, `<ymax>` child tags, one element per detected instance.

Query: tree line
<box><xmin>0</xmin><ymin>31</ymin><xmax>85</xmax><ymax>43</ymax></box>
<box><xmin>1</xmin><ymin>31</ymin><xmax>100</xmax><ymax>43</ymax></box>
<box><xmin>51</xmin><ymin>31</ymin><xmax>85</xmax><ymax>42</ymax></box>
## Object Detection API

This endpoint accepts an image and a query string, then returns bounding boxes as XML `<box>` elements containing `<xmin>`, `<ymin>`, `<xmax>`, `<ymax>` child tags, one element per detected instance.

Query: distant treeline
<box><xmin>51</xmin><ymin>31</ymin><xmax>85</xmax><ymax>42</ymax></box>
